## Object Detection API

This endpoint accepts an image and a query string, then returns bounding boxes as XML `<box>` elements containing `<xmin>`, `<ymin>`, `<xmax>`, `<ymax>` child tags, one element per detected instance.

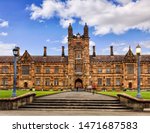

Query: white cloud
<box><xmin>46</xmin><ymin>39</ymin><xmax>50</xmax><ymax>42</ymax></box>
<box><xmin>101</xmin><ymin>41</ymin><xmax>133</xmax><ymax>55</ymax></box>
<box><xmin>60</xmin><ymin>18</ymin><xmax>75</xmax><ymax>28</ymax></box>
<box><xmin>46</xmin><ymin>39</ymin><xmax>59</xmax><ymax>43</ymax></box>
<box><xmin>89</xmin><ymin>40</ymin><xmax>96</xmax><ymax>55</ymax></box>
<box><xmin>140</xmin><ymin>40</ymin><xmax>150</xmax><ymax>48</ymax></box>
<box><xmin>61</xmin><ymin>35</ymin><xmax>68</xmax><ymax>44</ymax></box>
<box><xmin>28</xmin><ymin>0</ymin><xmax>150</xmax><ymax>35</ymax></box>
<box><xmin>28</xmin><ymin>0</ymin><xmax>64</xmax><ymax>20</ymax></box>
<box><xmin>0</xmin><ymin>42</ymin><xmax>16</xmax><ymax>55</ymax></box>
<box><xmin>0</xmin><ymin>32</ymin><xmax>8</xmax><ymax>36</ymax></box>
<box><xmin>117</xmin><ymin>0</ymin><xmax>133</xmax><ymax>5</ymax></box>
<box><xmin>0</xmin><ymin>19</ymin><xmax>9</xmax><ymax>28</ymax></box>
<box><xmin>50</xmin><ymin>47</ymin><xmax>61</xmax><ymax>52</ymax></box>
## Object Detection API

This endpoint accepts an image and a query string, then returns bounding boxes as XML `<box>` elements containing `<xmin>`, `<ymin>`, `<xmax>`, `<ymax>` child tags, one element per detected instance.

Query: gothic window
<box><xmin>45</xmin><ymin>67</ymin><xmax>50</xmax><ymax>73</ymax></box>
<box><xmin>116</xmin><ymin>78</ymin><xmax>121</xmax><ymax>86</ymax></box>
<box><xmin>54</xmin><ymin>78</ymin><xmax>59</xmax><ymax>86</ymax></box>
<box><xmin>147</xmin><ymin>66</ymin><xmax>150</xmax><ymax>73</ymax></box>
<box><xmin>2</xmin><ymin>78</ymin><xmax>8</xmax><ymax>85</ymax></box>
<box><xmin>106</xmin><ymin>78</ymin><xmax>111</xmax><ymax>86</ymax></box>
<box><xmin>75</xmin><ymin>65</ymin><xmax>82</xmax><ymax>72</ymax></box>
<box><xmin>98</xmin><ymin>68</ymin><xmax>102</xmax><ymax>73</ymax></box>
<box><xmin>127</xmin><ymin>64</ymin><xmax>134</xmax><ymax>74</ymax></box>
<box><xmin>22</xmin><ymin>65</ymin><xmax>29</xmax><ymax>75</ymax></box>
<box><xmin>35</xmin><ymin>78</ymin><xmax>40</xmax><ymax>85</ymax></box>
<box><xmin>2</xmin><ymin>66</ymin><xmax>8</xmax><ymax>73</ymax></box>
<box><xmin>106</xmin><ymin>68</ymin><xmax>111</xmax><ymax>73</ymax></box>
<box><xmin>35</xmin><ymin>66</ymin><xmax>41</xmax><ymax>73</ymax></box>
<box><xmin>148</xmin><ymin>78</ymin><xmax>150</xmax><ymax>84</ymax></box>
<box><xmin>54</xmin><ymin>66</ymin><xmax>59</xmax><ymax>74</ymax></box>
<box><xmin>76</xmin><ymin>51</ymin><xmax>82</xmax><ymax>59</ymax></box>
<box><xmin>98</xmin><ymin>78</ymin><xmax>102</xmax><ymax>86</ymax></box>
<box><xmin>116</xmin><ymin>65</ymin><xmax>121</xmax><ymax>73</ymax></box>
<box><xmin>45</xmin><ymin>78</ymin><xmax>50</xmax><ymax>86</ymax></box>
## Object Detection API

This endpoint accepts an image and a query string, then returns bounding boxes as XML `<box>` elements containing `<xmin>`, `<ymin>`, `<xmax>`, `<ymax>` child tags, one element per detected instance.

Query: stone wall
<box><xmin>117</xmin><ymin>93</ymin><xmax>150</xmax><ymax>111</ymax></box>
<box><xmin>0</xmin><ymin>93</ymin><xmax>36</xmax><ymax>110</ymax></box>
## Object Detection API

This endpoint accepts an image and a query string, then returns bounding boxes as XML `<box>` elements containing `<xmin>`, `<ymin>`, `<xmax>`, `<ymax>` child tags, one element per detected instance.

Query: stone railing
<box><xmin>117</xmin><ymin>93</ymin><xmax>150</xmax><ymax>111</ymax></box>
<box><xmin>0</xmin><ymin>93</ymin><xmax>36</xmax><ymax>110</ymax></box>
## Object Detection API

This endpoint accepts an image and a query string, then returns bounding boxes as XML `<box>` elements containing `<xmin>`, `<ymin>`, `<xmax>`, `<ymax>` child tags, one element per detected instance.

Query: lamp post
<box><xmin>12</xmin><ymin>47</ymin><xmax>19</xmax><ymax>97</ymax></box>
<box><xmin>136</xmin><ymin>44</ymin><xmax>142</xmax><ymax>98</ymax></box>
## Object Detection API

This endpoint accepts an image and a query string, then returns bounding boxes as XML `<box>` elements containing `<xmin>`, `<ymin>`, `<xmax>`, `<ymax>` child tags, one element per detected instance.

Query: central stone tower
<box><xmin>67</xmin><ymin>23</ymin><xmax>90</xmax><ymax>89</ymax></box>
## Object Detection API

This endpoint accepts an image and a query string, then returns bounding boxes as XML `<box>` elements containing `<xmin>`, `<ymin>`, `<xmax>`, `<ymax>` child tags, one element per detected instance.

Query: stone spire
<box><xmin>68</xmin><ymin>23</ymin><xmax>73</xmax><ymax>38</ymax></box>
<box><xmin>84</xmin><ymin>23</ymin><xmax>89</xmax><ymax>38</ymax></box>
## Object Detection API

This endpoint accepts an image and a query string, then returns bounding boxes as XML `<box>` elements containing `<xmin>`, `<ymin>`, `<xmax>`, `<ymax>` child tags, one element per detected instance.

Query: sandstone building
<box><xmin>0</xmin><ymin>23</ymin><xmax>150</xmax><ymax>91</ymax></box>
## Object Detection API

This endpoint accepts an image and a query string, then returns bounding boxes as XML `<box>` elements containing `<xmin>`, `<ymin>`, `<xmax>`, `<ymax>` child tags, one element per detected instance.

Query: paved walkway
<box><xmin>0</xmin><ymin>92</ymin><xmax>150</xmax><ymax>116</ymax></box>
<box><xmin>38</xmin><ymin>91</ymin><xmax>117</xmax><ymax>100</ymax></box>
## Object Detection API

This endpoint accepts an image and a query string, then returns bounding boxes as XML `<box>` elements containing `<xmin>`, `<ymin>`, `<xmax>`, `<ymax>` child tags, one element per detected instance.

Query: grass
<box><xmin>98</xmin><ymin>91</ymin><xmax>150</xmax><ymax>99</ymax></box>
<box><xmin>0</xmin><ymin>90</ymin><xmax>62</xmax><ymax>98</ymax></box>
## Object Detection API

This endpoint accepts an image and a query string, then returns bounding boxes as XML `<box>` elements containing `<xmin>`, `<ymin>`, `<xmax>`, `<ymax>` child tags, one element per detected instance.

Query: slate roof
<box><xmin>32</xmin><ymin>56</ymin><xmax>68</xmax><ymax>63</ymax></box>
<box><xmin>0</xmin><ymin>55</ymin><xmax>150</xmax><ymax>63</ymax></box>
<box><xmin>0</xmin><ymin>56</ymin><xmax>68</xmax><ymax>63</ymax></box>
<box><xmin>0</xmin><ymin>56</ymin><xmax>14</xmax><ymax>63</ymax></box>
<box><xmin>91</xmin><ymin>55</ymin><xmax>125</xmax><ymax>62</ymax></box>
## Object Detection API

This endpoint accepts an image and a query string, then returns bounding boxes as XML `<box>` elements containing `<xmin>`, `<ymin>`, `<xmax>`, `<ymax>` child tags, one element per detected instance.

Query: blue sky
<box><xmin>0</xmin><ymin>0</ymin><xmax>150</xmax><ymax>56</ymax></box>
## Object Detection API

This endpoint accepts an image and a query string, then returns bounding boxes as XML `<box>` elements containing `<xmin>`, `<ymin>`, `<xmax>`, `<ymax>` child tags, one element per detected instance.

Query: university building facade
<box><xmin>0</xmin><ymin>23</ymin><xmax>150</xmax><ymax>91</ymax></box>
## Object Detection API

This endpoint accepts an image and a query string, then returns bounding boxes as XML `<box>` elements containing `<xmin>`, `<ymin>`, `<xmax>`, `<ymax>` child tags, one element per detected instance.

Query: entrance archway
<box><xmin>75</xmin><ymin>78</ymin><xmax>83</xmax><ymax>89</ymax></box>
<box><xmin>128</xmin><ymin>82</ymin><xmax>132</xmax><ymax>89</ymax></box>
<box><xmin>24</xmin><ymin>82</ymin><xmax>28</xmax><ymax>88</ymax></box>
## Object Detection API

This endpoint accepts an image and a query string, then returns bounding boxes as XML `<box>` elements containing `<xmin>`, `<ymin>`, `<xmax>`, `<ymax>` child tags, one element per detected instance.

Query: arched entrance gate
<box><xmin>75</xmin><ymin>78</ymin><xmax>83</xmax><ymax>89</ymax></box>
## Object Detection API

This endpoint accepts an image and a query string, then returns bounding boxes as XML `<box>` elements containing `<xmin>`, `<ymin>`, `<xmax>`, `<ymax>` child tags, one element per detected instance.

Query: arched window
<box><xmin>76</xmin><ymin>51</ymin><xmax>82</xmax><ymax>59</ymax></box>
<box><xmin>127</xmin><ymin>64</ymin><xmax>134</xmax><ymax>74</ymax></box>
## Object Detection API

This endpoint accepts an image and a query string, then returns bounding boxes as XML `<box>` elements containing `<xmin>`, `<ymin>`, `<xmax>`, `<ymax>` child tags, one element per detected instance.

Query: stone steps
<box><xmin>20</xmin><ymin>98</ymin><xmax>133</xmax><ymax>111</ymax></box>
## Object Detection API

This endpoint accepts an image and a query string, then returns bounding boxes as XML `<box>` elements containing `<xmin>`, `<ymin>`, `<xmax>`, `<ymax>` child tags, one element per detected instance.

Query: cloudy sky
<box><xmin>0</xmin><ymin>0</ymin><xmax>150</xmax><ymax>55</ymax></box>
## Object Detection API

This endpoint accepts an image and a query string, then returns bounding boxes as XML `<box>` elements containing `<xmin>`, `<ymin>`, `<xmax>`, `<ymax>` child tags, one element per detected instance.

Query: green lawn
<box><xmin>0</xmin><ymin>90</ymin><xmax>62</xmax><ymax>98</ymax></box>
<box><xmin>98</xmin><ymin>91</ymin><xmax>150</xmax><ymax>99</ymax></box>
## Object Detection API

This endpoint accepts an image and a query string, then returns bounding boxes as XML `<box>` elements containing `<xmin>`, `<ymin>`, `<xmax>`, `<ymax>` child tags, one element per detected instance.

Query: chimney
<box><xmin>93</xmin><ymin>46</ymin><xmax>96</xmax><ymax>57</ymax></box>
<box><xmin>43</xmin><ymin>46</ymin><xmax>47</xmax><ymax>56</ymax></box>
<box><xmin>62</xmin><ymin>46</ymin><xmax>65</xmax><ymax>57</ymax></box>
<box><xmin>110</xmin><ymin>46</ymin><xmax>114</xmax><ymax>56</ymax></box>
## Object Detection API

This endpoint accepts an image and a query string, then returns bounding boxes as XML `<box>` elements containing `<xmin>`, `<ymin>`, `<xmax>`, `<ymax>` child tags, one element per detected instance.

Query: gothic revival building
<box><xmin>0</xmin><ymin>23</ymin><xmax>150</xmax><ymax>91</ymax></box>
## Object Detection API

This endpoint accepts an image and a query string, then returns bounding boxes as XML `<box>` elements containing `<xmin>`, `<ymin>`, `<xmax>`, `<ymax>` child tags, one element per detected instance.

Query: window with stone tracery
<box><xmin>106</xmin><ymin>78</ymin><xmax>111</xmax><ymax>86</ymax></box>
<box><xmin>116</xmin><ymin>65</ymin><xmax>121</xmax><ymax>73</ymax></box>
<box><xmin>35</xmin><ymin>78</ymin><xmax>40</xmax><ymax>85</ymax></box>
<box><xmin>127</xmin><ymin>64</ymin><xmax>134</xmax><ymax>74</ymax></box>
<box><xmin>75</xmin><ymin>65</ymin><xmax>82</xmax><ymax>72</ymax></box>
<box><xmin>148</xmin><ymin>78</ymin><xmax>150</xmax><ymax>84</ymax></box>
<box><xmin>22</xmin><ymin>65</ymin><xmax>29</xmax><ymax>75</ymax></box>
<box><xmin>2</xmin><ymin>66</ymin><xmax>8</xmax><ymax>73</ymax></box>
<box><xmin>75</xmin><ymin>51</ymin><xmax>82</xmax><ymax>59</ymax></box>
<box><xmin>35</xmin><ymin>66</ymin><xmax>41</xmax><ymax>73</ymax></box>
<box><xmin>45</xmin><ymin>67</ymin><xmax>50</xmax><ymax>73</ymax></box>
<box><xmin>98</xmin><ymin>78</ymin><xmax>102</xmax><ymax>86</ymax></box>
<box><xmin>2</xmin><ymin>78</ymin><xmax>8</xmax><ymax>85</ymax></box>
<box><xmin>54</xmin><ymin>78</ymin><xmax>59</xmax><ymax>86</ymax></box>
<box><xmin>116</xmin><ymin>78</ymin><xmax>121</xmax><ymax>86</ymax></box>
<box><xmin>45</xmin><ymin>78</ymin><xmax>50</xmax><ymax>86</ymax></box>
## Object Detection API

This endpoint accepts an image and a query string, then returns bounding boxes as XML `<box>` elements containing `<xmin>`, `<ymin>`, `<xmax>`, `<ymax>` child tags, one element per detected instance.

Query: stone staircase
<box><xmin>20</xmin><ymin>98</ymin><xmax>133</xmax><ymax>111</ymax></box>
